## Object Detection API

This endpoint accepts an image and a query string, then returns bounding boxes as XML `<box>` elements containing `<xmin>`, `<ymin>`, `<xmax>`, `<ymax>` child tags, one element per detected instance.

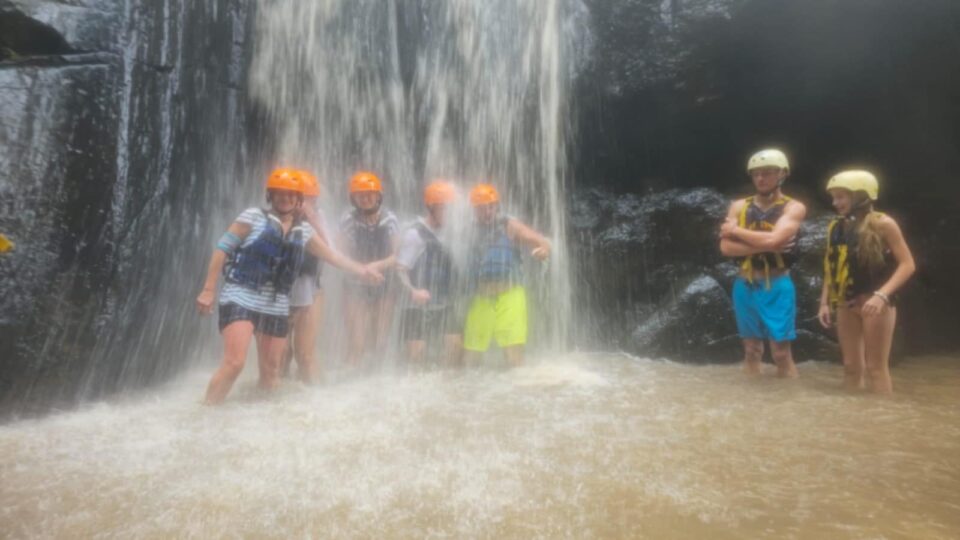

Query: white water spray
<box><xmin>248</xmin><ymin>0</ymin><xmax>581</xmax><ymax>361</ymax></box>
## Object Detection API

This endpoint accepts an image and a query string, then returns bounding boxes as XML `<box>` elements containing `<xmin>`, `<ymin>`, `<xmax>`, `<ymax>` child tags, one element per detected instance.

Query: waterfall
<box><xmin>248</xmin><ymin>0</ymin><xmax>584</xmax><ymax>358</ymax></box>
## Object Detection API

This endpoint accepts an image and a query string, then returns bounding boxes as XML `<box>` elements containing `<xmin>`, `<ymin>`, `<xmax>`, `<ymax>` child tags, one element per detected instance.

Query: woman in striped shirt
<box><xmin>195</xmin><ymin>168</ymin><xmax>382</xmax><ymax>404</ymax></box>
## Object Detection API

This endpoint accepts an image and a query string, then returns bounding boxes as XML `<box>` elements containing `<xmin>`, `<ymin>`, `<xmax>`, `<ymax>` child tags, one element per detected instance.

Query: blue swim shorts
<box><xmin>732</xmin><ymin>275</ymin><xmax>797</xmax><ymax>342</ymax></box>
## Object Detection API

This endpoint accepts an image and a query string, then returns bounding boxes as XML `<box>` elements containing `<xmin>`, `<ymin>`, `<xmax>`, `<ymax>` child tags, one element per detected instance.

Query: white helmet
<box><xmin>747</xmin><ymin>149</ymin><xmax>790</xmax><ymax>174</ymax></box>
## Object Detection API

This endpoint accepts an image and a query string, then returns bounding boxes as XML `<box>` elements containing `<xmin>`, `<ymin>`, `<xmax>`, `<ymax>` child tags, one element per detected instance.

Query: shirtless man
<box><xmin>719</xmin><ymin>149</ymin><xmax>806</xmax><ymax>377</ymax></box>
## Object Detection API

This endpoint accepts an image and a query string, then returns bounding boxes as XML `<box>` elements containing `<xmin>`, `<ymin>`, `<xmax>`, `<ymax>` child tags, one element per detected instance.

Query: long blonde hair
<box><xmin>856</xmin><ymin>210</ymin><xmax>887</xmax><ymax>273</ymax></box>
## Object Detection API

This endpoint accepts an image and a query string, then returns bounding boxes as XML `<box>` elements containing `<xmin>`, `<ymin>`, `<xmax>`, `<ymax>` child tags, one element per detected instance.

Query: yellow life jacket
<box><xmin>737</xmin><ymin>195</ymin><xmax>795</xmax><ymax>288</ymax></box>
<box><xmin>824</xmin><ymin>218</ymin><xmax>851</xmax><ymax>309</ymax></box>
<box><xmin>824</xmin><ymin>212</ymin><xmax>892</xmax><ymax>308</ymax></box>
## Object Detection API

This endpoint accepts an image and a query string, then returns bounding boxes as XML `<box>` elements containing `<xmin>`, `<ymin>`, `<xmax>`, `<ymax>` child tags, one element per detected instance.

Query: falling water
<box><xmin>247</xmin><ymin>0</ymin><xmax>581</xmax><ymax>358</ymax></box>
<box><xmin>5</xmin><ymin>2</ymin><xmax>960</xmax><ymax>538</ymax></box>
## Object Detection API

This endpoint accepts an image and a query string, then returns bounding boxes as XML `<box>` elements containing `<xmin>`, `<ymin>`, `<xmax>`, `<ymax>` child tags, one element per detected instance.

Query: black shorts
<box><xmin>218</xmin><ymin>302</ymin><xmax>288</xmax><ymax>337</ymax></box>
<box><xmin>401</xmin><ymin>306</ymin><xmax>460</xmax><ymax>342</ymax></box>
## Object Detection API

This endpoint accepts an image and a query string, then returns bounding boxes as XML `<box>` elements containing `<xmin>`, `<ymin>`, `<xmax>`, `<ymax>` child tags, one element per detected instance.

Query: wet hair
<box><xmin>854</xmin><ymin>194</ymin><xmax>887</xmax><ymax>273</ymax></box>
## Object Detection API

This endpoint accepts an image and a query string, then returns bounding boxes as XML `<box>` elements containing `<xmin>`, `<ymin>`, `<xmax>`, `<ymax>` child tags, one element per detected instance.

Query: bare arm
<box><xmin>301</xmin><ymin>206</ymin><xmax>328</xmax><ymax>244</ymax></box>
<box><xmin>369</xmin><ymin>229</ymin><xmax>401</xmax><ymax>272</ymax></box>
<box><xmin>196</xmin><ymin>222</ymin><xmax>251</xmax><ymax>314</ymax></box>
<box><xmin>876</xmin><ymin>215</ymin><xmax>916</xmax><ymax>298</ymax></box>
<box><xmin>728</xmin><ymin>200</ymin><xmax>806</xmax><ymax>251</ymax></box>
<box><xmin>506</xmin><ymin>218</ymin><xmax>551</xmax><ymax>260</ymax></box>
<box><xmin>817</xmin><ymin>263</ymin><xmax>833</xmax><ymax>328</ymax></box>
<box><xmin>306</xmin><ymin>234</ymin><xmax>365</xmax><ymax>276</ymax></box>
<box><xmin>719</xmin><ymin>200</ymin><xmax>760</xmax><ymax>257</ymax></box>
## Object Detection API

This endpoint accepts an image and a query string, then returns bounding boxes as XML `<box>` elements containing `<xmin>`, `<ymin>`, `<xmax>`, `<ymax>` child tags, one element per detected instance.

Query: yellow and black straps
<box><xmin>738</xmin><ymin>196</ymin><xmax>792</xmax><ymax>288</ymax></box>
<box><xmin>824</xmin><ymin>218</ymin><xmax>851</xmax><ymax>308</ymax></box>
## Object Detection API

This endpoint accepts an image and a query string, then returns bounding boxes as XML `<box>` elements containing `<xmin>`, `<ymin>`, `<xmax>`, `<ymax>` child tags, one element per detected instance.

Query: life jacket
<box><xmin>471</xmin><ymin>217</ymin><xmax>522</xmax><ymax>286</ymax></box>
<box><xmin>300</xmin><ymin>253</ymin><xmax>320</xmax><ymax>278</ymax></box>
<box><xmin>409</xmin><ymin>221</ymin><xmax>454</xmax><ymax>305</ymax></box>
<box><xmin>224</xmin><ymin>209</ymin><xmax>305</xmax><ymax>295</ymax></box>
<box><xmin>346</xmin><ymin>210</ymin><xmax>394</xmax><ymax>263</ymax></box>
<box><xmin>736</xmin><ymin>195</ymin><xmax>797</xmax><ymax>287</ymax></box>
<box><xmin>824</xmin><ymin>213</ymin><xmax>894</xmax><ymax>308</ymax></box>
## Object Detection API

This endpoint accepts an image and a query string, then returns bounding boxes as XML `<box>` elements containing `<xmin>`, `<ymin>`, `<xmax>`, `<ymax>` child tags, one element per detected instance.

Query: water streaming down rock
<box><xmin>0</xmin><ymin>0</ymin><xmax>257</xmax><ymax>414</ymax></box>
<box><xmin>248</xmin><ymin>0</ymin><xmax>587</xmax><ymax>360</ymax></box>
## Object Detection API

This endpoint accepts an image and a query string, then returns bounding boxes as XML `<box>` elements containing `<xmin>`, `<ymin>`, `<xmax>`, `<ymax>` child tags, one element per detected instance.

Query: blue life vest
<box><xmin>224</xmin><ymin>209</ymin><xmax>305</xmax><ymax>295</ymax></box>
<box><xmin>471</xmin><ymin>217</ymin><xmax>522</xmax><ymax>285</ymax></box>
<box><xmin>409</xmin><ymin>222</ymin><xmax>454</xmax><ymax>305</ymax></box>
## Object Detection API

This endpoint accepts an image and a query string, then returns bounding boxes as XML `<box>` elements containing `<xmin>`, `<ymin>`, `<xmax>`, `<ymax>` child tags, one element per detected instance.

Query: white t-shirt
<box><xmin>396</xmin><ymin>217</ymin><xmax>439</xmax><ymax>270</ymax></box>
<box><xmin>219</xmin><ymin>207</ymin><xmax>315</xmax><ymax>316</ymax></box>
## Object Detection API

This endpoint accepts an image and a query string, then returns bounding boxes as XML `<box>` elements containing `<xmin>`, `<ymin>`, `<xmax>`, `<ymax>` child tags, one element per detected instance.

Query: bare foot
<box><xmin>742</xmin><ymin>362</ymin><xmax>763</xmax><ymax>375</ymax></box>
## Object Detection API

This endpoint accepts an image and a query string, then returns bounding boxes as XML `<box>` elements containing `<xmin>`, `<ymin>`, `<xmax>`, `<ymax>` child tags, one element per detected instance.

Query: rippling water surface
<box><xmin>2</xmin><ymin>354</ymin><xmax>958</xmax><ymax>539</ymax></box>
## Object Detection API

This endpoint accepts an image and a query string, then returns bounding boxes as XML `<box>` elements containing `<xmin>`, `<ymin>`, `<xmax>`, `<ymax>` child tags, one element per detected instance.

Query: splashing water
<box><xmin>2</xmin><ymin>356</ymin><xmax>959</xmax><ymax>538</ymax></box>
<box><xmin>247</xmin><ymin>0</ymin><xmax>583</xmax><ymax>362</ymax></box>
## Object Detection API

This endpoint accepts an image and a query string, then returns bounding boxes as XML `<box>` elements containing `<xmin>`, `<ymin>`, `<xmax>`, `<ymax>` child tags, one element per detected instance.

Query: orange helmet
<box><xmin>298</xmin><ymin>170</ymin><xmax>320</xmax><ymax>197</ymax></box>
<box><xmin>469</xmin><ymin>183</ymin><xmax>499</xmax><ymax>206</ymax></box>
<box><xmin>424</xmin><ymin>180</ymin><xmax>456</xmax><ymax>206</ymax></box>
<box><xmin>349</xmin><ymin>171</ymin><xmax>383</xmax><ymax>193</ymax></box>
<box><xmin>266</xmin><ymin>168</ymin><xmax>304</xmax><ymax>193</ymax></box>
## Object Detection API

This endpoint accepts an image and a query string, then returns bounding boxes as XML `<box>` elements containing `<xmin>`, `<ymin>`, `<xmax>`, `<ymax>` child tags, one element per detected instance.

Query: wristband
<box><xmin>216</xmin><ymin>231</ymin><xmax>242</xmax><ymax>254</ymax></box>
<box><xmin>873</xmin><ymin>291</ymin><xmax>891</xmax><ymax>305</ymax></box>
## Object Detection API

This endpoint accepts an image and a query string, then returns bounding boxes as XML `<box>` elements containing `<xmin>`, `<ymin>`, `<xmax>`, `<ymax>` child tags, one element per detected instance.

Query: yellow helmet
<box><xmin>826</xmin><ymin>170</ymin><xmax>879</xmax><ymax>201</ymax></box>
<box><xmin>747</xmin><ymin>149</ymin><xmax>789</xmax><ymax>173</ymax></box>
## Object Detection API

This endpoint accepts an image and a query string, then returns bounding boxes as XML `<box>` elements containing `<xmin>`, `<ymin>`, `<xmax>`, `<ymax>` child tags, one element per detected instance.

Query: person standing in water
<box><xmin>338</xmin><ymin>171</ymin><xmax>399</xmax><ymax>369</ymax></box>
<box><xmin>818</xmin><ymin>171</ymin><xmax>915</xmax><ymax>394</ymax></box>
<box><xmin>196</xmin><ymin>168</ymin><xmax>382</xmax><ymax>404</ymax></box>
<box><xmin>719</xmin><ymin>149</ymin><xmax>806</xmax><ymax>377</ymax></box>
<box><xmin>282</xmin><ymin>170</ymin><xmax>327</xmax><ymax>384</ymax></box>
<box><xmin>396</xmin><ymin>180</ymin><xmax>462</xmax><ymax>368</ymax></box>
<box><xmin>463</xmin><ymin>183</ymin><xmax>551</xmax><ymax>367</ymax></box>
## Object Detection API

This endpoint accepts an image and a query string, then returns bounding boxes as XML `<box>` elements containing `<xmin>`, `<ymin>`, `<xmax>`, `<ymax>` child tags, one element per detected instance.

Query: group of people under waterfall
<box><xmin>195</xmin><ymin>171</ymin><xmax>551</xmax><ymax>404</ymax></box>
<box><xmin>195</xmin><ymin>148</ymin><xmax>916</xmax><ymax>404</ymax></box>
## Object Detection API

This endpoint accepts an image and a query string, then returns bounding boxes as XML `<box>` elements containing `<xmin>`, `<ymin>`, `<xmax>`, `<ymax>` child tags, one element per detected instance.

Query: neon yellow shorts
<box><xmin>463</xmin><ymin>286</ymin><xmax>528</xmax><ymax>352</ymax></box>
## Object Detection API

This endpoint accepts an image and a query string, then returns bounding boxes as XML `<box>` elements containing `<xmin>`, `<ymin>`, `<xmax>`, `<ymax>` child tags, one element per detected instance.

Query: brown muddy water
<box><xmin>1</xmin><ymin>354</ymin><xmax>958</xmax><ymax>539</ymax></box>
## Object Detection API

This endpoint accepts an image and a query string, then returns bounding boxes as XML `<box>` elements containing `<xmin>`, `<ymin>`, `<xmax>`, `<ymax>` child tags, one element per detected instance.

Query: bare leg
<box><xmin>293</xmin><ymin>295</ymin><xmax>322</xmax><ymax>384</ymax></box>
<box><xmin>741</xmin><ymin>338</ymin><xmax>764</xmax><ymax>374</ymax></box>
<box><xmin>463</xmin><ymin>350</ymin><xmax>483</xmax><ymax>369</ymax></box>
<box><xmin>344</xmin><ymin>294</ymin><xmax>368</xmax><ymax>368</ymax></box>
<box><xmin>836</xmin><ymin>306</ymin><xmax>866</xmax><ymax>390</ymax></box>
<box><xmin>503</xmin><ymin>345</ymin><xmax>524</xmax><ymax>368</ymax></box>
<box><xmin>406</xmin><ymin>339</ymin><xmax>427</xmax><ymax>366</ymax></box>
<box><xmin>769</xmin><ymin>340</ymin><xmax>798</xmax><ymax>378</ymax></box>
<box><xmin>204</xmin><ymin>321</ymin><xmax>254</xmax><ymax>405</ymax></box>
<box><xmin>282</xmin><ymin>307</ymin><xmax>306</xmax><ymax>378</ymax></box>
<box><xmin>310</xmin><ymin>291</ymin><xmax>325</xmax><ymax>382</ymax></box>
<box><xmin>372</xmin><ymin>291</ymin><xmax>397</xmax><ymax>362</ymax></box>
<box><xmin>255</xmin><ymin>332</ymin><xmax>286</xmax><ymax>392</ymax></box>
<box><xmin>443</xmin><ymin>334</ymin><xmax>463</xmax><ymax>368</ymax></box>
<box><xmin>862</xmin><ymin>306</ymin><xmax>896</xmax><ymax>395</ymax></box>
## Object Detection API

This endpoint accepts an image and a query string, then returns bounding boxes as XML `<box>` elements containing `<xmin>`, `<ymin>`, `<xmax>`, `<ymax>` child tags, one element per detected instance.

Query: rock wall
<box><xmin>0</xmin><ymin>0</ymin><xmax>256</xmax><ymax>414</ymax></box>
<box><xmin>572</xmin><ymin>0</ymin><xmax>960</xmax><ymax>358</ymax></box>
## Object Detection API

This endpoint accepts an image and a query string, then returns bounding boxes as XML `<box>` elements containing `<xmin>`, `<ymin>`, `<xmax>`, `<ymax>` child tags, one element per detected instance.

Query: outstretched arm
<box><xmin>196</xmin><ymin>222</ymin><xmax>251</xmax><ymax>314</ymax></box>
<box><xmin>306</xmin><ymin>235</ymin><xmax>383</xmax><ymax>284</ymax></box>
<box><xmin>507</xmin><ymin>218</ymin><xmax>551</xmax><ymax>261</ymax></box>
<box><xmin>725</xmin><ymin>200</ymin><xmax>806</xmax><ymax>252</ymax></box>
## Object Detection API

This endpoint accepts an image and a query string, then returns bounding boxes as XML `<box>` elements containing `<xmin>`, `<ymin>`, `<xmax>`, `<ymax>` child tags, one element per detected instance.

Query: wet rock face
<box><xmin>571</xmin><ymin>187</ymin><xmax>839</xmax><ymax>362</ymax></box>
<box><xmin>0</xmin><ymin>0</ymin><xmax>254</xmax><ymax>413</ymax></box>
<box><xmin>573</xmin><ymin>0</ymin><xmax>960</xmax><ymax>357</ymax></box>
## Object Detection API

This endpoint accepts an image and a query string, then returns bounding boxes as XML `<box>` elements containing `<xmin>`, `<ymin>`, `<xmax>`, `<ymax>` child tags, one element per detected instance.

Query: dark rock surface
<box><xmin>572</xmin><ymin>0</ymin><xmax>960</xmax><ymax>358</ymax></box>
<box><xmin>571</xmin><ymin>186</ymin><xmax>840</xmax><ymax>362</ymax></box>
<box><xmin>0</xmin><ymin>0</ymin><xmax>256</xmax><ymax>414</ymax></box>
